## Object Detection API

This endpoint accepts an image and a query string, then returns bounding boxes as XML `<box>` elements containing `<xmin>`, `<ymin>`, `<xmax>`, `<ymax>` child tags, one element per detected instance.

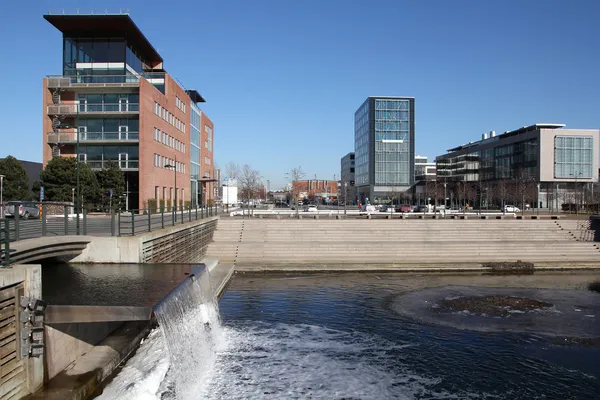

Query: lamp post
<box><xmin>570</xmin><ymin>172</ymin><xmax>582</xmax><ymax>215</ymax></box>
<box><xmin>72</xmin><ymin>188</ymin><xmax>75</xmax><ymax>208</ymax></box>
<box><xmin>0</xmin><ymin>175</ymin><xmax>4</xmax><ymax>219</ymax></box>
<box><xmin>75</xmin><ymin>100</ymin><xmax>81</xmax><ymax>234</ymax></box>
<box><xmin>165</xmin><ymin>155</ymin><xmax>177</xmax><ymax>219</ymax></box>
<box><xmin>344</xmin><ymin>182</ymin><xmax>348</xmax><ymax>216</ymax></box>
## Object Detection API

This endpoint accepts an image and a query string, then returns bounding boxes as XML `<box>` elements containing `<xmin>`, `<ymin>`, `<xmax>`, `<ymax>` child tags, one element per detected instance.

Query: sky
<box><xmin>1</xmin><ymin>1</ymin><xmax>599</xmax><ymax>188</ymax></box>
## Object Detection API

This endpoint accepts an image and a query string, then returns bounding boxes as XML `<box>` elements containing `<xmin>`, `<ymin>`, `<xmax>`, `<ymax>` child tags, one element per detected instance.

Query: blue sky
<box><xmin>1</xmin><ymin>1</ymin><xmax>599</xmax><ymax>188</ymax></box>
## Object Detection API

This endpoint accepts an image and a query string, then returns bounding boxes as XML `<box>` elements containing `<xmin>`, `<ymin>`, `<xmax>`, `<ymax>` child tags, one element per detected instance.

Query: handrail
<box><xmin>47</xmin><ymin>103</ymin><xmax>140</xmax><ymax>114</ymax></box>
<box><xmin>47</xmin><ymin>131</ymin><xmax>139</xmax><ymax>142</ymax></box>
<box><xmin>46</xmin><ymin>73</ymin><xmax>166</xmax><ymax>87</ymax></box>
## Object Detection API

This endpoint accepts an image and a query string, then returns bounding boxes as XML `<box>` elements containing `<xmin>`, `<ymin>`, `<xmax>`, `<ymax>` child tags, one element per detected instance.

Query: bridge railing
<box><xmin>0</xmin><ymin>219</ymin><xmax>12</xmax><ymax>266</ymax></box>
<box><xmin>116</xmin><ymin>205</ymin><xmax>218</xmax><ymax>236</ymax></box>
<box><xmin>1</xmin><ymin>203</ymin><xmax>220</xmax><ymax>242</ymax></box>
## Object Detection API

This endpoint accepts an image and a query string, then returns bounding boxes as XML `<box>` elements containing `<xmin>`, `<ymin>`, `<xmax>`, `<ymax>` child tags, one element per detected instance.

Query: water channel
<box><xmin>43</xmin><ymin>265</ymin><xmax>600</xmax><ymax>399</ymax></box>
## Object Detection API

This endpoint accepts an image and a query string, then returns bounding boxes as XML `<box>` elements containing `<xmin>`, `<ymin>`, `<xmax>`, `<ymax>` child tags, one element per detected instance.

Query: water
<box><xmin>99</xmin><ymin>271</ymin><xmax>600</xmax><ymax>399</ymax></box>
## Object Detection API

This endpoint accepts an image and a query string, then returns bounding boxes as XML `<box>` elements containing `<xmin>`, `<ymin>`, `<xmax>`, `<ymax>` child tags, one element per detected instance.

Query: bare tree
<box><xmin>225</xmin><ymin>162</ymin><xmax>241</xmax><ymax>180</ymax></box>
<box><xmin>238</xmin><ymin>164</ymin><xmax>262</xmax><ymax>217</ymax></box>
<box><xmin>286</xmin><ymin>166</ymin><xmax>305</xmax><ymax>217</ymax></box>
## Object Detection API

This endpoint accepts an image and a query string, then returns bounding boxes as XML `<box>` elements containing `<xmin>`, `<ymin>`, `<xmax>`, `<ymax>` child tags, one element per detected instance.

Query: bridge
<box><xmin>0</xmin><ymin>205</ymin><xmax>219</xmax><ymax>265</ymax></box>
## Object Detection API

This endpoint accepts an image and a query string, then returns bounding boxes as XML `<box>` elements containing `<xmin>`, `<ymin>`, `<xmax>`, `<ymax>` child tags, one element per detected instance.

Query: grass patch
<box><xmin>482</xmin><ymin>261</ymin><xmax>534</xmax><ymax>275</ymax></box>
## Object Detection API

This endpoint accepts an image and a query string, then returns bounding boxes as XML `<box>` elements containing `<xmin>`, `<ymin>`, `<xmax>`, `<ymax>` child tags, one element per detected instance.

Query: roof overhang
<box><xmin>185</xmin><ymin>90</ymin><xmax>206</xmax><ymax>103</ymax></box>
<box><xmin>44</xmin><ymin>14</ymin><xmax>163</xmax><ymax>64</ymax></box>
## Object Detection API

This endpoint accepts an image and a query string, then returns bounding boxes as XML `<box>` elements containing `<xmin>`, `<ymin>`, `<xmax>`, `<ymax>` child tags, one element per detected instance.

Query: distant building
<box><xmin>340</xmin><ymin>152</ymin><xmax>356</xmax><ymax>203</ymax></box>
<box><xmin>414</xmin><ymin>155</ymin><xmax>436</xmax><ymax>180</ymax></box>
<box><xmin>220</xmin><ymin>178</ymin><xmax>238</xmax><ymax>206</ymax></box>
<box><xmin>354</xmin><ymin>96</ymin><xmax>415</xmax><ymax>203</ymax></box>
<box><xmin>0</xmin><ymin>158</ymin><xmax>42</xmax><ymax>192</ymax></box>
<box><xmin>436</xmin><ymin>124</ymin><xmax>600</xmax><ymax>209</ymax></box>
<box><xmin>292</xmin><ymin>180</ymin><xmax>338</xmax><ymax>203</ymax></box>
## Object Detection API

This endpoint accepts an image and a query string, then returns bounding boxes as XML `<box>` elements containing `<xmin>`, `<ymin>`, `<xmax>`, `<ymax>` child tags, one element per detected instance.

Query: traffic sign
<box><xmin>109</xmin><ymin>189</ymin><xmax>113</xmax><ymax>198</ymax></box>
<box><xmin>40</xmin><ymin>187</ymin><xmax>44</xmax><ymax>202</ymax></box>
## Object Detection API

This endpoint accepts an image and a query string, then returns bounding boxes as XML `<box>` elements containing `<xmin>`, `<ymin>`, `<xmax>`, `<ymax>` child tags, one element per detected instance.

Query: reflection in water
<box><xmin>42</xmin><ymin>263</ymin><xmax>193</xmax><ymax>306</ymax></box>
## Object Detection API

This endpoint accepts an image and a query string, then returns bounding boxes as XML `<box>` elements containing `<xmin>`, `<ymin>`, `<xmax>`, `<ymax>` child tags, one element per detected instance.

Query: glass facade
<box><xmin>354</xmin><ymin>100</ymin><xmax>370</xmax><ymax>186</ymax></box>
<box><xmin>78</xmin><ymin>145</ymin><xmax>139</xmax><ymax>169</ymax></box>
<box><xmin>77</xmin><ymin>118</ymin><xmax>139</xmax><ymax>140</ymax></box>
<box><xmin>63</xmin><ymin>37</ymin><xmax>149</xmax><ymax>75</ymax></box>
<box><xmin>554</xmin><ymin>136</ymin><xmax>594</xmax><ymax>179</ymax></box>
<box><xmin>374</xmin><ymin>99</ymin><xmax>411</xmax><ymax>186</ymax></box>
<box><xmin>190</xmin><ymin>103</ymin><xmax>202</xmax><ymax>206</ymax></box>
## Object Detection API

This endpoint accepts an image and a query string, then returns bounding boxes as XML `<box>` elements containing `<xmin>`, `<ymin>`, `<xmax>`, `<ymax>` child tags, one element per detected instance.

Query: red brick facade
<box><xmin>200</xmin><ymin>113</ymin><xmax>214</xmax><ymax>205</ymax></box>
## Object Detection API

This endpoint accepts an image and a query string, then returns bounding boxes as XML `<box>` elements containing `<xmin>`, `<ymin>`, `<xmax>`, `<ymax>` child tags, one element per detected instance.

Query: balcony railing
<box><xmin>47</xmin><ymin>132</ymin><xmax>139</xmax><ymax>143</ymax></box>
<box><xmin>47</xmin><ymin>103</ymin><xmax>140</xmax><ymax>115</ymax></box>
<box><xmin>87</xmin><ymin>160</ymin><xmax>139</xmax><ymax>170</ymax></box>
<box><xmin>46</xmin><ymin>73</ymin><xmax>165</xmax><ymax>89</ymax></box>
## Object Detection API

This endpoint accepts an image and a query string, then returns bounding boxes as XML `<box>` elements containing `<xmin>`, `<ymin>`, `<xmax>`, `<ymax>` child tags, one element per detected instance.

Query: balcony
<box><xmin>47</xmin><ymin>132</ymin><xmax>139</xmax><ymax>144</ymax></box>
<box><xmin>47</xmin><ymin>103</ymin><xmax>139</xmax><ymax>116</ymax></box>
<box><xmin>47</xmin><ymin>75</ymin><xmax>141</xmax><ymax>89</ymax></box>
<box><xmin>87</xmin><ymin>160</ymin><xmax>139</xmax><ymax>171</ymax></box>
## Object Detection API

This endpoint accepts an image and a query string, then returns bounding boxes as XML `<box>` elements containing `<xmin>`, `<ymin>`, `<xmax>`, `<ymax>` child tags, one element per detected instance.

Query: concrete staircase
<box><xmin>205</xmin><ymin>218</ymin><xmax>600</xmax><ymax>267</ymax></box>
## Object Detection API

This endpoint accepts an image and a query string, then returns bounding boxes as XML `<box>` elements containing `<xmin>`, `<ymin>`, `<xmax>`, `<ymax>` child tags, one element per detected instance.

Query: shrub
<box><xmin>207</xmin><ymin>198</ymin><xmax>215</xmax><ymax>207</ymax></box>
<box><xmin>159</xmin><ymin>199</ymin><xmax>165</xmax><ymax>213</ymax></box>
<box><xmin>147</xmin><ymin>199</ymin><xmax>157</xmax><ymax>214</ymax></box>
<box><xmin>184</xmin><ymin>200</ymin><xmax>191</xmax><ymax>210</ymax></box>
<box><xmin>589</xmin><ymin>281</ymin><xmax>600</xmax><ymax>293</ymax></box>
<box><xmin>166</xmin><ymin>199</ymin><xmax>172</xmax><ymax>210</ymax></box>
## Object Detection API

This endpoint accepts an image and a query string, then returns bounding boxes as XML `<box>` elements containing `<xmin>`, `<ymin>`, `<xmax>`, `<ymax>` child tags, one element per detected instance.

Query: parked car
<box><xmin>379</xmin><ymin>205</ymin><xmax>390</xmax><ymax>212</ymax></box>
<box><xmin>395</xmin><ymin>204</ymin><xmax>412</xmax><ymax>213</ymax></box>
<box><xmin>5</xmin><ymin>201</ymin><xmax>41</xmax><ymax>219</ymax></box>
<box><xmin>304</xmin><ymin>204</ymin><xmax>318</xmax><ymax>212</ymax></box>
<box><xmin>361</xmin><ymin>204</ymin><xmax>378</xmax><ymax>213</ymax></box>
<box><xmin>502</xmin><ymin>205</ymin><xmax>520</xmax><ymax>213</ymax></box>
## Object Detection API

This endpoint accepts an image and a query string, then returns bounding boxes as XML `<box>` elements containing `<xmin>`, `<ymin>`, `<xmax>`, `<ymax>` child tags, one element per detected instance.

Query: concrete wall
<box><xmin>0</xmin><ymin>264</ymin><xmax>44</xmax><ymax>397</ymax></box>
<box><xmin>72</xmin><ymin>216</ymin><xmax>219</xmax><ymax>263</ymax></box>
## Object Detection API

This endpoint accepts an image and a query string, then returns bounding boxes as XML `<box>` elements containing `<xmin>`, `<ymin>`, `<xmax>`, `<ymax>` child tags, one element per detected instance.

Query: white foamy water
<box><xmin>100</xmin><ymin>322</ymin><xmax>473</xmax><ymax>400</ymax></box>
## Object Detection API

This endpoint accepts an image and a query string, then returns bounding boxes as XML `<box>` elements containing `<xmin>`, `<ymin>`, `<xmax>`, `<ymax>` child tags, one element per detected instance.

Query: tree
<box><xmin>96</xmin><ymin>161</ymin><xmax>125</xmax><ymax>211</ymax></box>
<box><xmin>0</xmin><ymin>156</ymin><xmax>31</xmax><ymax>201</ymax></box>
<box><xmin>40</xmin><ymin>157</ymin><xmax>100</xmax><ymax>207</ymax></box>
<box><xmin>286</xmin><ymin>166</ymin><xmax>305</xmax><ymax>217</ymax></box>
<box><xmin>238</xmin><ymin>164</ymin><xmax>262</xmax><ymax>216</ymax></box>
<box><xmin>225</xmin><ymin>162</ymin><xmax>241</xmax><ymax>180</ymax></box>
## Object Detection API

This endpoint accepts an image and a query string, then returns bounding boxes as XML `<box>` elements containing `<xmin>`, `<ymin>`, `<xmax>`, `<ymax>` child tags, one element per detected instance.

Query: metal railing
<box><xmin>116</xmin><ymin>206</ymin><xmax>218</xmax><ymax>236</ymax></box>
<box><xmin>87</xmin><ymin>160</ymin><xmax>139</xmax><ymax>170</ymax></box>
<box><xmin>1</xmin><ymin>203</ymin><xmax>219</xmax><ymax>245</ymax></box>
<box><xmin>47</xmin><ymin>131</ymin><xmax>139</xmax><ymax>143</ymax></box>
<box><xmin>47</xmin><ymin>103</ymin><xmax>140</xmax><ymax>115</ymax></box>
<box><xmin>47</xmin><ymin>73</ymin><xmax>165</xmax><ymax>88</ymax></box>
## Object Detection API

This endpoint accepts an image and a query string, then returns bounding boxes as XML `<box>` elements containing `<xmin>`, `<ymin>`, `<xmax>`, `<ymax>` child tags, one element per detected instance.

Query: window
<box><xmin>554</xmin><ymin>135</ymin><xmax>594</xmax><ymax>178</ymax></box>
<box><xmin>205</xmin><ymin>156</ymin><xmax>211</xmax><ymax>165</ymax></box>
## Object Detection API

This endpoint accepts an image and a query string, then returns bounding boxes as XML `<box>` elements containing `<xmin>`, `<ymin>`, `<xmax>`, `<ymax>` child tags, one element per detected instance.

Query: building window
<box><xmin>205</xmin><ymin>156</ymin><xmax>211</xmax><ymax>165</ymax></box>
<box><xmin>554</xmin><ymin>136</ymin><xmax>594</xmax><ymax>179</ymax></box>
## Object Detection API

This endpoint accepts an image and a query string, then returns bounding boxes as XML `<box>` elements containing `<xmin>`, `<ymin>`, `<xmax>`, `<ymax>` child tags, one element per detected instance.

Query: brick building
<box><xmin>292</xmin><ymin>180</ymin><xmax>338</xmax><ymax>203</ymax></box>
<box><xmin>42</xmin><ymin>13</ymin><xmax>213</xmax><ymax>210</ymax></box>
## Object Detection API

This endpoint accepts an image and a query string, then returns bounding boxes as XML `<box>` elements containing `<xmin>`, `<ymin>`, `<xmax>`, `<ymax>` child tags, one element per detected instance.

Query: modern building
<box><xmin>42</xmin><ymin>13</ymin><xmax>213</xmax><ymax>210</ymax></box>
<box><xmin>436</xmin><ymin>124</ymin><xmax>600</xmax><ymax>209</ymax></box>
<box><xmin>414</xmin><ymin>155</ymin><xmax>436</xmax><ymax>180</ymax></box>
<box><xmin>354</xmin><ymin>96</ymin><xmax>415</xmax><ymax>204</ymax></box>
<box><xmin>340</xmin><ymin>152</ymin><xmax>356</xmax><ymax>204</ymax></box>
<box><xmin>187</xmin><ymin>92</ymin><xmax>215</xmax><ymax>207</ymax></box>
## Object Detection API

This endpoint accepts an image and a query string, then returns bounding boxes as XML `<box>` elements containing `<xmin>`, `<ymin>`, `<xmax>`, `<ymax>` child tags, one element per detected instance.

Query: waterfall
<box><xmin>153</xmin><ymin>266</ymin><xmax>224</xmax><ymax>399</ymax></box>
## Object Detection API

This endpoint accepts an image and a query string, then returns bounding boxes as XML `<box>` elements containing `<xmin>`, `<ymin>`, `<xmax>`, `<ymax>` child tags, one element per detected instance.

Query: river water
<box><xmin>45</xmin><ymin>266</ymin><xmax>600</xmax><ymax>399</ymax></box>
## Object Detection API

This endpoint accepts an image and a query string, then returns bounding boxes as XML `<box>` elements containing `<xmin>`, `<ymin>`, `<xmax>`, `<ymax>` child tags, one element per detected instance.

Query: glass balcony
<box><xmin>86</xmin><ymin>160</ymin><xmax>139</xmax><ymax>170</ymax></box>
<box><xmin>47</xmin><ymin>75</ymin><xmax>140</xmax><ymax>89</ymax></box>
<box><xmin>47</xmin><ymin>103</ymin><xmax>140</xmax><ymax>115</ymax></box>
<box><xmin>47</xmin><ymin>132</ymin><xmax>139</xmax><ymax>143</ymax></box>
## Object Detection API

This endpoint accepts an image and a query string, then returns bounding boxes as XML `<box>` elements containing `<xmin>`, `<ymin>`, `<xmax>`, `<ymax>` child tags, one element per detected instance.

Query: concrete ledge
<box><xmin>234</xmin><ymin>261</ymin><xmax>600</xmax><ymax>273</ymax></box>
<box><xmin>531</xmin><ymin>215</ymin><xmax>539</xmax><ymax>220</ymax></box>
<box><xmin>481</xmin><ymin>216</ymin><xmax>488</xmax><ymax>220</ymax></box>
<box><xmin>314</xmin><ymin>215</ymin><xmax>319</xmax><ymax>220</ymax></box>
<box><xmin>551</xmin><ymin>215</ymin><xmax>561</xmax><ymax>220</ymax></box>
<box><xmin>418</xmin><ymin>215</ymin><xmax>424</xmax><ymax>219</ymax></box>
<box><xmin>496</xmin><ymin>215</ymin><xmax>504</xmax><ymax>219</ymax></box>
<box><xmin>516</xmin><ymin>215</ymin><xmax>524</xmax><ymax>220</ymax></box>
<box><xmin>460</xmin><ymin>215</ymin><xmax>468</xmax><ymax>219</ymax></box>
<box><xmin>31</xmin><ymin>321</ymin><xmax>151</xmax><ymax>400</ymax></box>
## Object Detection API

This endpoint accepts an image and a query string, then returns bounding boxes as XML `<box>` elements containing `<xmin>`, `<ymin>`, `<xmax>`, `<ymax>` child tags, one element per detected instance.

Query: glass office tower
<box><xmin>354</xmin><ymin>96</ymin><xmax>415</xmax><ymax>203</ymax></box>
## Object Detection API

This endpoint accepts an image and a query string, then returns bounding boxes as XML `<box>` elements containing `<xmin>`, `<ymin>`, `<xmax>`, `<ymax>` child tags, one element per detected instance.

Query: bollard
<box><xmin>42</xmin><ymin>204</ymin><xmax>47</xmax><ymax>236</ymax></box>
<box><xmin>83</xmin><ymin>208</ymin><xmax>87</xmax><ymax>235</ymax></box>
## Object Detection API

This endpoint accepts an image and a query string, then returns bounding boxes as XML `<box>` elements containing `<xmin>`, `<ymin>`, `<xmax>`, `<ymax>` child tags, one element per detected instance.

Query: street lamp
<box><xmin>570</xmin><ymin>172</ymin><xmax>583</xmax><ymax>215</ymax></box>
<box><xmin>0</xmin><ymin>175</ymin><xmax>4</xmax><ymax>219</ymax></box>
<box><xmin>164</xmin><ymin>155</ymin><xmax>177</xmax><ymax>219</ymax></box>
<box><xmin>71</xmin><ymin>188</ymin><xmax>75</xmax><ymax>208</ymax></box>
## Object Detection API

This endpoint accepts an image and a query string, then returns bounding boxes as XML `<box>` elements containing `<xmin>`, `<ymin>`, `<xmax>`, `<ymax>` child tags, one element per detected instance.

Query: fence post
<box><xmin>148</xmin><ymin>209</ymin><xmax>151</xmax><ymax>232</ymax></box>
<box><xmin>41</xmin><ymin>204</ymin><xmax>47</xmax><ymax>236</ymax></box>
<box><xmin>188</xmin><ymin>206</ymin><xmax>191</xmax><ymax>223</ymax></box>
<box><xmin>63</xmin><ymin>206</ymin><xmax>68</xmax><ymax>236</ymax></box>
<box><xmin>82</xmin><ymin>208</ymin><xmax>87</xmax><ymax>235</ymax></box>
<box><xmin>181</xmin><ymin>207</ymin><xmax>184</xmax><ymax>224</ymax></box>
<box><xmin>118</xmin><ymin>211</ymin><xmax>121</xmax><ymax>237</ymax></box>
<box><xmin>161</xmin><ymin>209</ymin><xmax>164</xmax><ymax>229</ymax></box>
<box><xmin>131</xmin><ymin>211</ymin><xmax>135</xmax><ymax>236</ymax></box>
<box><xmin>110</xmin><ymin>209</ymin><xmax>115</xmax><ymax>236</ymax></box>
<box><xmin>195</xmin><ymin>205</ymin><xmax>198</xmax><ymax>220</ymax></box>
<box><xmin>201</xmin><ymin>206</ymin><xmax>204</xmax><ymax>219</ymax></box>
